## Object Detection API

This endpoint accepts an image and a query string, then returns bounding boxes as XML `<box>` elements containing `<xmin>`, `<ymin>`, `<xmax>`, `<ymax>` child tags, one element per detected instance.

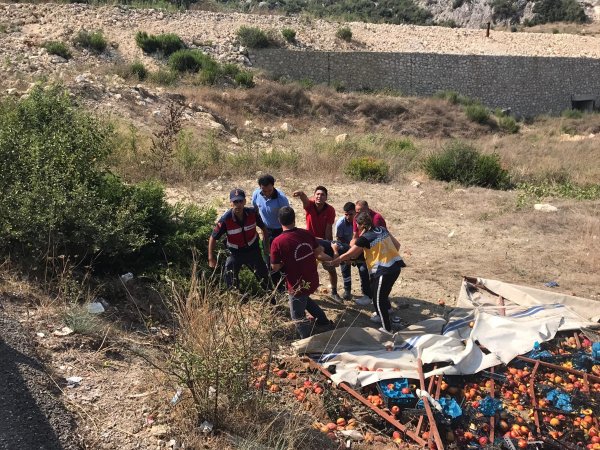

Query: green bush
<box><xmin>149</xmin><ymin>69</ymin><xmax>178</xmax><ymax>86</ymax></box>
<box><xmin>220</xmin><ymin>63</ymin><xmax>240</xmax><ymax>77</ymax></box>
<box><xmin>497</xmin><ymin>115</ymin><xmax>520</xmax><ymax>133</ymax></box>
<box><xmin>130</xmin><ymin>61</ymin><xmax>148</xmax><ymax>81</ymax></box>
<box><xmin>423</xmin><ymin>141</ymin><xmax>510</xmax><ymax>189</ymax></box>
<box><xmin>44</xmin><ymin>41</ymin><xmax>72</xmax><ymax>59</ymax></box>
<box><xmin>135</xmin><ymin>31</ymin><xmax>185</xmax><ymax>56</ymax></box>
<box><xmin>464</xmin><ymin>103</ymin><xmax>490</xmax><ymax>124</ymax></box>
<box><xmin>0</xmin><ymin>85</ymin><xmax>215</xmax><ymax>274</ymax></box>
<box><xmin>234</xmin><ymin>70</ymin><xmax>255</xmax><ymax>88</ymax></box>
<box><xmin>345</xmin><ymin>157</ymin><xmax>389</xmax><ymax>182</ymax></box>
<box><xmin>74</xmin><ymin>29</ymin><xmax>107</xmax><ymax>53</ymax></box>
<box><xmin>532</xmin><ymin>0</ymin><xmax>587</xmax><ymax>24</ymax></box>
<box><xmin>336</xmin><ymin>26</ymin><xmax>352</xmax><ymax>42</ymax></box>
<box><xmin>236</xmin><ymin>26</ymin><xmax>271</xmax><ymax>49</ymax></box>
<box><xmin>561</xmin><ymin>108</ymin><xmax>584</xmax><ymax>119</ymax></box>
<box><xmin>169</xmin><ymin>49</ymin><xmax>217</xmax><ymax>73</ymax></box>
<box><xmin>434</xmin><ymin>90</ymin><xmax>476</xmax><ymax>106</ymax></box>
<box><xmin>281</xmin><ymin>27</ymin><xmax>296</xmax><ymax>43</ymax></box>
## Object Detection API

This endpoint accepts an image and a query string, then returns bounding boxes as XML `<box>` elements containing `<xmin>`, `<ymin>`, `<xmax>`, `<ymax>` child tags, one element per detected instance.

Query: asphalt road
<box><xmin>0</xmin><ymin>305</ymin><xmax>81</xmax><ymax>450</ymax></box>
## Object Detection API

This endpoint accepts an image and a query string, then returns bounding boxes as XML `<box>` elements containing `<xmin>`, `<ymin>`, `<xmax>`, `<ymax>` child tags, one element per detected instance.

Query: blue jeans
<box><xmin>289</xmin><ymin>294</ymin><xmax>329</xmax><ymax>339</ymax></box>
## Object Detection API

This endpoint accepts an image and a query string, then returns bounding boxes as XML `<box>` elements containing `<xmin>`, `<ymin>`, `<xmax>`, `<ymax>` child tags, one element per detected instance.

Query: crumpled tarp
<box><xmin>292</xmin><ymin>277</ymin><xmax>599</xmax><ymax>388</ymax></box>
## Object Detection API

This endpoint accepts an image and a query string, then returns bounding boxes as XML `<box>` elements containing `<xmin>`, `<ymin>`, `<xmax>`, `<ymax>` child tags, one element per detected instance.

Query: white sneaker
<box><xmin>355</xmin><ymin>295</ymin><xmax>372</xmax><ymax>306</ymax></box>
<box><xmin>378</xmin><ymin>327</ymin><xmax>395</xmax><ymax>336</ymax></box>
<box><xmin>370</xmin><ymin>309</ymin><xmax>395</xmax><ymax>323</ymax></box>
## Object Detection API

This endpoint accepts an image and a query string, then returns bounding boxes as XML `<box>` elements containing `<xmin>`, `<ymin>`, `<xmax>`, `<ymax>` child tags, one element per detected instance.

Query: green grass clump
<box><xmin>336</xmin><ymin>26</ymin><xmax>352</xmax><ymax>41</ymax></box>
<box><xmin>464</xmin><ymin>103</ymin><xmax>490</xmax><ymax>124</ymax></box>
<box><xmin>135</xmin><ymin>31</ymin><xmax>185</xmax><ymax>56</ymax></box>
<box><xmin>236</xmin><ymin>26</ymin><xmax>272</xmax><ymax>49</ymax></box>
<box><xmin>130</xmin><ymin>61</ymin><xmax>148</xmax><ymax>81</ymax></box>
<box><xmin>281</xmin><ymin>28</ymin><xmax>296</xmax><ymax>43</ymax></box>
<box><xmin>234</xmin><ymin>70</ymin><xmax>255</xmax><ymax>88</ymax></box>
<box><xmin>169</xmin><ymin>49</ymin><xmax>217</xmax><ymax>73</ymax></box>
<box><xmin>149</xmin><ymin>69</ymin><xmax>178</xmax><ymax>86</ymax></box>
<box><xmin>561</xmin><ymin>108</ymin><xmax>584</xmax><ymax>119</ymax></box>
<box><xmin>44</xmin><ymin>41</ymin><xmax>72</xmax><ymax>59</ymax></box>
<box><xmin>423</xmin><ymin>141</ymin><xmax>510</xmax><ymax>189</ymax></box>
<box><xmin>74</xmin><ymin>29</ymin><xmax>107</xmax><ymax>53</ymax></box>
<box><xmin>345</xmin><ymin>157</ymin><xmax>389</xmax><ymax>182</ymax></box>
<box><xmin>497</xmin><ymin>115</ymin><xmax>520</xmax><ymax>133</ymax></box>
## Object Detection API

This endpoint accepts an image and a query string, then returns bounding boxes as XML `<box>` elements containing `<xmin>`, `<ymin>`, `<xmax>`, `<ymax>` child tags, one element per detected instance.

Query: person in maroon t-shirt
<box><xmin>270</xmin><ymin>206</ymin><xmax>334</xmax><ymax>339</ymax></box>
<box><xmin>292</xmin><ymin>186</ymin><xmax>341</xmax><ymax>301</ymax></box>
<box><xmin>351</xmin><ymin>200</ymin><xmax>388</xmax><ymax>307</ymax></box>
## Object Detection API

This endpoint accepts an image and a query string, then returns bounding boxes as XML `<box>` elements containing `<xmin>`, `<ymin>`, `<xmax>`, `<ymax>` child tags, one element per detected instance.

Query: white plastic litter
<box><xmin>53</xmin><ymin>326</ymin><xmax>74</xmax><ymax>336</ymax></box>
<box><xmin>120</xmin><ymin>272</ymin><xmax>134</xmax><ymax>283</ymax></box>
<box><xmin>66</xmin><ymin>376</ymin><xmax>82</xmax><ymax>386</ymax></box>
<box><xmin>340</xmin><ymin>430</ymin><xmax>363</xmax><ymax>441</ymax></box>
<box><xmin>170</xmin><ymin>388</ymin><xmax>183</xmax><ymax>405</ymax></box>
<box><xmin>86</xmin><ymin>302</ymin><xmax>105</xmax><ymax>314</ymax></box>
<box><xmin>198</xmin><ymin>421</ymin><xmax>213</xmax><ymax>433</ymax></box>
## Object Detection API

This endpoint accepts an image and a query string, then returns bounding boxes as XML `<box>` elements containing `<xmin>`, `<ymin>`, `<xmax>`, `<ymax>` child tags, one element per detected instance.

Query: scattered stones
<box><xmin>534</xmin><ymin>203</ymin><xmax>558</xmax><ymax>212</ymax></box>
<box><xmin>280</xmin><ymin>122</ymin><xmax>294</xmax><ymax>132</ymax></box>
<box><xmin>335</xmin><ymin>133</ymin><xmax>348</xmax><ymax>143</ymax></box>
<box><xmin>411</xmin><ymin>180</ymin><xmax>421</xmax><ymax>188</ymax></box>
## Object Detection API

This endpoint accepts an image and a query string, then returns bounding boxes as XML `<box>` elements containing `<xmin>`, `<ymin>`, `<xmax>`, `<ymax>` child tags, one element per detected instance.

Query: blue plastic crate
<box><xmin>376</xmin><ymin>379</ymin><xmax>417</xmax><ymax>409</ymax></box>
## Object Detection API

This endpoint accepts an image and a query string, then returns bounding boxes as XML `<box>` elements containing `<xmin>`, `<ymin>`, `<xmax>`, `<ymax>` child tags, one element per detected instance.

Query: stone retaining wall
<box><xmin>249</xmin><ymin>49</ymin><xmax>600</xmax><ymax>117</ymax></box>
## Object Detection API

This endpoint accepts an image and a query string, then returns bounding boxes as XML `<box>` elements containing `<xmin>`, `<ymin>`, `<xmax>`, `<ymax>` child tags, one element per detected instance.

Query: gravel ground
<box><xmin>0</xmin><ymin>303</ymin><xmax>81</xmax><ymax>450</ymax></box>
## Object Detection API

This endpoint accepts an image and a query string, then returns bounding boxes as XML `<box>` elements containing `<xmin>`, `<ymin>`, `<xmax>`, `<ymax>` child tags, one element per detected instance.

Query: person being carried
<box><xmin>208</xmin><ymin>188</ymin><xmax>270</xmax><ymax>293</ymax></box>
<box><xmin>292</xmin><ymin>186</ymin><xmax>342</xmax><ymax>302</ymax></box>
<box><xmin>251</xmin><ymin>174</ymin><xmax>290</xmax><ymax>291</ymax></box>
<box><xmin>331</xmin><ymin>211</ymin><xmax>404</xmax><ymax>334</ymax></box>
<box><xmin>351</xmin><ymin>200</ymin><xmax>388</xmax><ymax>308</ymax></box>
<box><xmin>270</xmin><ymin>206</ymin><xmax>334</xmax><ymax>339</ymax></box>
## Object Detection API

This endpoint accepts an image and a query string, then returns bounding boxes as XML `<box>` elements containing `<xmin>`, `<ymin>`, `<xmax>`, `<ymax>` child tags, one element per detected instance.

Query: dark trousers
<box><xmin>358</xmin><ymin>262</ymin><xmax>373</xmax><ymax>297</ymax></box>
<box><xmin>266</xmin><ymin>228</ymin><xmax>285</xmax><ymax>292</ymax></box>
<box><xmin>340</xmin><ymin>261</ymin><xmax>372</xmax><ymax>296</ymax></box>
<box><xmin>370</xmin><ymin>268</ymin><xmax>401</xmax><ymax>332</ymax></box>
<box><xmin>224</xmin><ymin>248</ymin><xmax>270</xmax><ymax>292</ymax></box>
<box><xmin>289</xmin><ymin>294</ymin><xmax>329</xmax><ymax>339</ymax></box>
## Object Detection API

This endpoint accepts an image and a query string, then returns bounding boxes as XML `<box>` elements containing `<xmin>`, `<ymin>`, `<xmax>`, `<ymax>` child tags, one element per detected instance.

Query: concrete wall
<box><xmin>249</xmin><ymin>49</ymin><xmax>600</xmax><ymax>117</ymax></box>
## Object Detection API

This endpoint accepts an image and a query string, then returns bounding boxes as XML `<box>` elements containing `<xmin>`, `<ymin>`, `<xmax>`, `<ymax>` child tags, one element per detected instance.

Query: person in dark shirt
<box><xmin>208</xmin><ymin>188</ymin><xmax>270</xmax><ymax>292</ymax></box>
<box><xmin>270</xmin><ymin>206</ymin><xmax>334</xmax><ymax>339</ymax></box>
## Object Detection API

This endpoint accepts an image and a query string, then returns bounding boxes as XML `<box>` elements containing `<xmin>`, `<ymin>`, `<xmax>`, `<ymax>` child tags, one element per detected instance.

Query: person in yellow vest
<box><xmin>330</xmin><ymin>211</ymin><xmax>405</xmax><ymax>333</ymax></box>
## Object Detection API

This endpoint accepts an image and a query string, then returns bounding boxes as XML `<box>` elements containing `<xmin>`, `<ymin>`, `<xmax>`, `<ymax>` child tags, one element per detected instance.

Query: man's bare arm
<box><xmin>208</xmin><ymin>236</ymin><xmax>218</xmax><ymax>268</ymax></box>
<box><xmin>292</xmin><ymin>190</ymin><xmax>310</xmax><ymax>209</ymax></box>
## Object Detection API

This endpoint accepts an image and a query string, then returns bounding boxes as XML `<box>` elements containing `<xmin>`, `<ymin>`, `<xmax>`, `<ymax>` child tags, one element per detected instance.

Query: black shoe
<box><xmin>342</xmin><ymin>290</ymin><xmax>352</xmax><ymax>301</ymax></box>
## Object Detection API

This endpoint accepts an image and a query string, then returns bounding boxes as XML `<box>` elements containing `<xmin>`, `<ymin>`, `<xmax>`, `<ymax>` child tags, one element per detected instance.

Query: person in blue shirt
<box><xmin>251</xmin><ymin>174</ymin><xmax>290</xmax><ymax>241</ymax></box>
<box><xmin>252</xmin><ymin>174</ymin><xmax>290</xmax><ymax>292</ymax></box>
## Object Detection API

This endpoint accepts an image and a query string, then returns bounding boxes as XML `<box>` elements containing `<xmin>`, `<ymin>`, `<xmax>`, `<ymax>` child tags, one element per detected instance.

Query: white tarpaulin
<box><xmin>292</xmin><ymin>277</ymin><xmax>600</xmax><ymax>387</ymax></box>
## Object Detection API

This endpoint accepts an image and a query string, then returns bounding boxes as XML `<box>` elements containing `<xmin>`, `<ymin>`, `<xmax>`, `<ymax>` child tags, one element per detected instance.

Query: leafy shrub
<box><xmin>423</xmin><ymin>141</ymin><xmax>510</xmax><ymax>189</ymax></box>
<box><xmin>281</xmin><ymin>27</ymin><xmax>296</xmax><ymax>43</ymax></box>
<box><xmin>130</xmin><ymin>61</ymin><xmax>148</xmax><ymax>81</ymax></box>
<box><xmin>220</xmin><ymin>63</ymin><xmax>240</xmax><ymax>77</ymax></box>
<box><xmin>464</xmin><ymin>103</ymin><xmax>490</xmax><ymax>124</ymax></box>
<box><xmin>236</xmin><ymin>26</ymin><xmax>271</xmax><ymax>48</ymax></box>
<box><xmin>44</xmin><ymin>41</ymin><xmax>72</xmax><ymax>59</ymax></box>
<box><xmin>492</xmin><ymin>0</ymin><xmax>519</xmax><ymax>22</ymax></box>
<box><xmin>135</xmin><ymin>31</ymin><xmax>185</xmax><ymax>56</ymax></box>
<box><xmin>0</xmin><ymin>85</ymin><xmax>215</xmax><ymax>274</ymax></box>
<box><xmin>497</xmin><ymin>115</ymin><xmax>520</xmax><ymax>133</ymax></box>
<box><xmin>74</xmin><ymin>29</ymin><xmax>107</xmax><ymax>53</ymax></box>
<box><xmin>234</xmin><ymin>70</ymin><xmax>255</xmax><ymax>88</ymax></box>
<box><xmin>532</xmin><ymin>0</ymin><xmax>587</xmax><ymax>24</ymax></box>
<box><xmin>345</xmin><ymin>157</ymin><xmax>389</xmax><ymax>182</ymax></box>
<box><xmin>195</xmin><ymin>66</ymin><xmax>220</xmax><ymax>85</ymax></box>
<box><xmin>169</xmin><ymin>49</ymin><xmax>217</xmax><ymax>73</ymax></box>
<box><xmin>336</xmin><ymin>26</ymin><xmax>352</xmax><ymax>42</ymax></box>
<box><xmin>149</xmin><ymin>69</ymin><xmax>178</xmax><ymax>86</ymax></box>
<box><xmin>561</xmin><ymin>108</ymin><xmax>584</xmax><ymax>119</ymax></box>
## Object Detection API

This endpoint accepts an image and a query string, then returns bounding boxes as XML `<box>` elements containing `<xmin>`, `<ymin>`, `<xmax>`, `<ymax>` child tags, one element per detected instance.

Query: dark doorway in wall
<box><xmin>571</xmin><ymin>94</ymin><xmax>596</xmax><ymax>112</ymax></box>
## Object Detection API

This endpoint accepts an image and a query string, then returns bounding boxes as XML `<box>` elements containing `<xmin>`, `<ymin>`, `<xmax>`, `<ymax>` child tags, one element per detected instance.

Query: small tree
<box><xmin>236</xmin><ymin>26</ymin><xmax>271</xmax><ymax>48</ymax></box>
